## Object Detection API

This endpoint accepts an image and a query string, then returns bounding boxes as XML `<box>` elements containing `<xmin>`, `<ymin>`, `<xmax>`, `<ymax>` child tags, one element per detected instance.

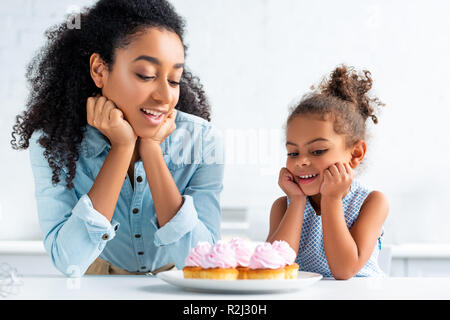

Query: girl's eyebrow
<box><xmin>286</xmin><ymin>138</ymin><xmax>329</xmax><ymax>147</ymax></box>
<box><xmin>133</xmin><ymin>55</ymin><xmax>184</xmax><ymax>69</ymax></box>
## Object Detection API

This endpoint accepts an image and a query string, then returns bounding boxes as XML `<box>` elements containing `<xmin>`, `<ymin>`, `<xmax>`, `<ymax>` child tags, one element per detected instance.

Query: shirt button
<box><xmin>135</xmin><ymin>234</ymin><xmax>141</xmax><ymax>238</ymax></box>
<box><xmin>132</xmin><ymin>208</ymin><xmax>139</xmax><ymax>214</ymax></box>
<box><xmin>102</xmin><ymin>234</ymin><xmax>109</xmax><ymax>240</ymax></box>
<box><xmin>138</xmin><ymin>251</ymin><xmax>144</xmax><ymax>255</ymax></box>
<box><xmin>136</xmin><ymin>176</ymin><xmax>143</xmax><ymax>183</ymax></box>
<box><xmin>140</xmin><ymin>266</ymin><xmax>146</xmax><ymax>270</ymax></box>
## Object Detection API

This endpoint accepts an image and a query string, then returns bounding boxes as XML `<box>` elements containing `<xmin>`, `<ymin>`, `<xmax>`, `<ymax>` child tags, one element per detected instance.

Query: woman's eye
<box><xmin>311</xmin><ymin>149</ymin><xmax>327</xmax><ymax>156</ymax></box>
<box><xmin>169</xmin><ymin>80</ymin><xmax>180</xmax><ymax>86</ymax></box>
<box><xmin>136</xmin><ymin>74</ymin><xmax>156</xmax><ymax>81</ymax></box>
<box><xmin>287</xmin><ymin>152</ymin><xmax>299</xmax><ymax>157</ymax></box>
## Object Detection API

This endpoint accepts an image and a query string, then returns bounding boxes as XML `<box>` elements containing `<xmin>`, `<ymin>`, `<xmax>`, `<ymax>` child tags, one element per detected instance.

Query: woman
<box><xmin>11</xmin><ymin>0</ymin><xmax>224</xmax><ymax>276</ymax></box>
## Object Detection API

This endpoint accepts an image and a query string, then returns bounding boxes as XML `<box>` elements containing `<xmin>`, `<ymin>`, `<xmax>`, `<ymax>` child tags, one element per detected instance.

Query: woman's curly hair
<box><xmin>288</xmin><ymin>64</ymin><xmax>385</xmax><ymax>148</ymax></box>
<box><xmin>11</xmin><ymin>0</ymin><xmax>211</xmax><ymax>190</ymax></box>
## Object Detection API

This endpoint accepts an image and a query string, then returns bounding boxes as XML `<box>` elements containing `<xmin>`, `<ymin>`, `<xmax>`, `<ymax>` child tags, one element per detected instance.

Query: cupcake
<box><xmin>271</xmin><ymin>240</ymin><xmax>299</xmax><ymax>279</ymax></box>
<box><xmin>200</xmin><ymin>241</ymin><xmax>239</xmax><ymax>280</ymax></box>
<box><xmin>182</xmin><ymin>242</ymin><xmax>211</xmax><ymax>279</ymax></box>
<box><xmin>229</xmin><ymin>237</ymin><xmax>253</xmax><ymax>279</ymax></box>
<box><xmin>247</xmin><ymin>243</ymin><xmax>286</xmax><ymax>279</ymax></box>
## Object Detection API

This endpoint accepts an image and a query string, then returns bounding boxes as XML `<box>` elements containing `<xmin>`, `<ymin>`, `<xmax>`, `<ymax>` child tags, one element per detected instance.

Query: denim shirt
<box><xmin>29</xmin><ymin>110</ymin><xmax>224</xmax><ymax>276</ymax></box>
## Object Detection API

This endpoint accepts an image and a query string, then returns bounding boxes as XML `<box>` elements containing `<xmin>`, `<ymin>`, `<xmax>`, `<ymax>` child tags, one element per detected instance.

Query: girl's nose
<box><xmin>296</xmin><ymin>156</ymin><xmax>311</xmax><ymax>167</ymax></box>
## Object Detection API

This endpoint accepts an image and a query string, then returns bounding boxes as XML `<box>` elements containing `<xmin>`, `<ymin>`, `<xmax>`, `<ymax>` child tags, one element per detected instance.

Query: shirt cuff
<box><xmin>154</xmin><ymin>195</ymin><xmax>198</xmax><ymax>246</ymax></box>
<box><xmin>72</xmin><ymin>194</ymin><xmax>119</xmax><ymax>245</ymax></box>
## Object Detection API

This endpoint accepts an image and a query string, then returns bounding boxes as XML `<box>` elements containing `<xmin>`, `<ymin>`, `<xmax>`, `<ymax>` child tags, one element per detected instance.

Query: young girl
<box><xmin>267</xmin><ymin>65</ymin><xmax>389</xmax><ymax>279</ymax></box>
<box><xmin>10</xmin><ymin>0</ymin><xmax>224</xmax><ymax>276</ymax></box>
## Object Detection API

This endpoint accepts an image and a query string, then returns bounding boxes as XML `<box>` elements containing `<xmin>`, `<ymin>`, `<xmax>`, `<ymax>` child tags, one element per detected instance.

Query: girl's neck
<box><xmin>308</xmin><ymin>184</ymin><xmax>352</xmax><ymax>216</ymax></box>
<box><xmin>309</xmin><ymin>194</ymin><xmax>322</xmax><ymax>215</ymax></box>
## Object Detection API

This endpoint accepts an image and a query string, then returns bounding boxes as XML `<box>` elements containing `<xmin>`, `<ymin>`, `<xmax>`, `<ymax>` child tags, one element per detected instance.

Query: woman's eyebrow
<box><xmin>133</xmin><ymin>55</ymin><xmax>184</xmax><ymax>69</ymax></box>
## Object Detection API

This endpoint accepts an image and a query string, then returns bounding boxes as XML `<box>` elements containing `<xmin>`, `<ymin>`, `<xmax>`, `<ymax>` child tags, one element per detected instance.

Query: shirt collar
<box><xmin>80</xmin><ymin>125</ymin><xmax>111</xmax><ymax>158</ymax></box>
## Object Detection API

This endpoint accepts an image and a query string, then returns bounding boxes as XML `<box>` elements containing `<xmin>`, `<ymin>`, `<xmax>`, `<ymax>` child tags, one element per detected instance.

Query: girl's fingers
<box><xmin>344</xmin><ymin>163</ymin><xmax>353</xmax><ymax>176</ymax></box>
<box><xmin>328</xmin><ymin>164</ymin><xmax>339</xmax><ymax>177</ymax></box>
<box><xmin>336</xmin><ymin>162</ymin><xmax>347</xmax><ymax>176</ymax></box>
<box><xmin>323</xmin><ymin>169</ymin><xmax>332</xmax><ymax>181</ymax></box>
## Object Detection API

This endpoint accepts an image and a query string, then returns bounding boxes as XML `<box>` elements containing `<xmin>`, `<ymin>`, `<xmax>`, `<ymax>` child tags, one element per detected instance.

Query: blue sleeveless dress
<box><xmin>288</xmin><ymin>180</ymin><xmax>385</xmax><ymax>278</ymax></box>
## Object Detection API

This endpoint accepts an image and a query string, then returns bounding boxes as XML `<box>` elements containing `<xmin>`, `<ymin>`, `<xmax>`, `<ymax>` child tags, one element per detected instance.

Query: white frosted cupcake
<box><xmin>247</xmin><ymin>243</ymin><xmax>286</xmax><ymax>280</ymax></box>
<box><xmin>200</xmin><ymin>241</ymin><xmax>239</xmax><ymax>280</ymax></box>
<box><xmin>182</xmin><ymin>242</ymin><xmax>211</xmax><ymax>279</ymax></box>
<box><xmin>229</xmin><ymin>237</ymin><xmax>253</xmax><ymax>279</ymax></box>
<box><xmin>271</xmin><ymin>240</ymin><xmax>299</xmax><ymax>279</ymax></box>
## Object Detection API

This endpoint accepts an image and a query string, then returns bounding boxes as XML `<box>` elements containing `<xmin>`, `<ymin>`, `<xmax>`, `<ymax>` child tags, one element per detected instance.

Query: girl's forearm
<box><xmin>266</xmin><ymin>198</ymin><xmax>306</xmax><ymax>252</ymax></box>
<box><xmin>321</xmin><ymin>197</ymin><xmax>359</xmax><ymax>279</ymax></box>
<box><xmin>88</xmin><ymin>145</ymin><xmax>135</xmax><ymax>222</ymax></box>
<box><xmin>140</xmin><ymin>142</ymin><xmax>183</xmax><ymax>228</ymax></box>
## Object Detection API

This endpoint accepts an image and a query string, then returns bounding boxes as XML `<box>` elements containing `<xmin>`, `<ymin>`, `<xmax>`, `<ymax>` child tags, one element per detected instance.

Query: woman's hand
<box><xmin>320</xmin><ymin>162</ymin><xmax>354</xmax><ymax>200</ymax></box>
<box><xmin>144</xmin><ymin>109</ymin><xmax>177</xmax><ymax>146</ymax></box>
<box><xmin>278</xmin><ymin>167</ymin><xmax>306</xmax><ymax>201</ymax></box>
<box><xmin>86</xmin><ymin>95</ymin><xmax>137</xmax><ymax>148</ymax></box>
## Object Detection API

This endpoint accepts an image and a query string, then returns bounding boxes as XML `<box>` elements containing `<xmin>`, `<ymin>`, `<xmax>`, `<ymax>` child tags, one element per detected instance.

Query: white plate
<box><xmin>156</xmin><ymin>270</ymin><xmax>322</xmax><ymax>293</ymax></box>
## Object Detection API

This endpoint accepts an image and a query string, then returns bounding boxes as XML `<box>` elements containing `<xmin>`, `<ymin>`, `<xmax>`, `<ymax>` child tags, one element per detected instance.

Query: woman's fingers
<box><xmin>93</xmin><ymin>96</ymin><xmax>106</xmax><ymax>126</ymax></box>
<box><xmin>86</xmin><ymin>97</ymin><xmax>96</xmax><ymax>126</ymax></box>
<box><xmin>102</xmin><ymin>100</ymin><xmax>116</xmax><ymax>124</ymax></box>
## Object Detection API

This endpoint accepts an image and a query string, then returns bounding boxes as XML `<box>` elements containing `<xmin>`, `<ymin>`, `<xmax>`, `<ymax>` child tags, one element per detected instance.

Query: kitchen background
<box><xmin>1</xmin><ymin>0</ymin><xmax>450</xmax><ymax>277</ymax></box>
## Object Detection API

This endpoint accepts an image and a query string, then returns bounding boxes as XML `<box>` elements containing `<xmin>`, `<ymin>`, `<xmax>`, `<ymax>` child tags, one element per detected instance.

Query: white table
<box><xmin>4</xmin><ymin>275</ymin><xmax>450</xmax><ymax>300</ymax></box>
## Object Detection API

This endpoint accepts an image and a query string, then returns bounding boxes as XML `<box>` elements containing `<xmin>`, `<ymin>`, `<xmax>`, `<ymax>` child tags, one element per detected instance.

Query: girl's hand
<box><xmin>86</xmin><ymin>95</ymin><xmax>137</xmax><ymax>148</ymax></box>
<box><xmin>278</xmin><ymin>167</ymin><xmax>306</xmax><ymax>201</ymax></box>
<box><xmin>320</xmin><ymin>162</ymin><xmax>354</xmax><ymax>200</ymax></box>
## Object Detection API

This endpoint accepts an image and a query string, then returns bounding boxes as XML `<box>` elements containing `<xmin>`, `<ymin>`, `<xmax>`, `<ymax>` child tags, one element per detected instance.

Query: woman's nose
<box><xmin>151</xmin><ymin>78</ymin><xmax>172</xmax><ymax>105</ymax></box>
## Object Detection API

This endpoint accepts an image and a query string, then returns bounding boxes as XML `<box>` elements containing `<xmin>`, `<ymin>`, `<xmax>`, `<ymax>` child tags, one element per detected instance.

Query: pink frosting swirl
<box><xmin>200</xmin><ymin>241</ymin><xmax>237</xmax><ymax>269</ymax></box>
<box><xmin>249</xmin><ymin>243</ymin><xmax>285</xmax><ymax>269</ymax></box>
<box><xmin>271</xmin><ymin>240</ymin><xmax>296</xmax><ymax>265</ymax></box>
<box><xmin>184</xmin><ymin>242</ymin><xmax>211</xmax><ymax>267</ymax></box>
<box><xmin>229</xmin><ymin>237</ymin><xmax>253</xmax><ymax>267</ymax></box>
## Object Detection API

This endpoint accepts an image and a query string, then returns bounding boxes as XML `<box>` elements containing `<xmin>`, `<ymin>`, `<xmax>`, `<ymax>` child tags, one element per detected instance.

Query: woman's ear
<box><xmin>349</xmin><ymin>140</ymin><xmax>367</xmax><ymax>169</ymax></box>
<box><xmin>89</xmin><ymin>53</ymin><xmax>107</xmax><ymax>89</ymax></box>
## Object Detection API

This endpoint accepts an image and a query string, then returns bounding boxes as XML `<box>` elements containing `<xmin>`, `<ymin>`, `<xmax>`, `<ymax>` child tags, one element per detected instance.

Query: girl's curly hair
<box><xmin>288</xmin><ymin>64</ymin><xmax>385</xmax><ymax>148</ymax></box>
<box><xmin>11</xmin><ymin>0</ymin><xmax>211</xmax><ymax>190</ymax></box>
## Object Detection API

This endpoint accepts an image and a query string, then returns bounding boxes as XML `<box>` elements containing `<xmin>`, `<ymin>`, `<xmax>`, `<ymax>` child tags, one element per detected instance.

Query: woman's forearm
<box><xmin>88</xmin><ymin>145</ymin><xmax>135</xmax><ymax>222</ymax></box>
<box><xmin>266</xmin><ymin>198</ymin><xmax>306</xmax><ymax>252</ymax></box>
<box><xmin>321</xmin><ymin>197</ymin><xmax>359</xmax><ymax>279</ymax></box>
<box><xmin>140</xmin><ymin>141</ymin><xmax>183</xmax><ymax>227</ymax></box>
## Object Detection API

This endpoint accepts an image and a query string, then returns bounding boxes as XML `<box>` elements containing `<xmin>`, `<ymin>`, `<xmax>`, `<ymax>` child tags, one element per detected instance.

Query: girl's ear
<box><xmin>89</xmin><ymin>53</ymin><xmax>107</xmax><ymax>89</ymax></box>
<box><xmin>349</xmin><ymin>140</ymin><xmax>367</xmax><ymax>169</ymax></box>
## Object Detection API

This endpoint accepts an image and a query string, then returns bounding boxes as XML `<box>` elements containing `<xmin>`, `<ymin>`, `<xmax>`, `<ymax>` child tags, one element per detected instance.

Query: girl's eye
<box><xmin>169</xmin><ymin>80</ymin><xmax>180</xmax><ymax>86</ymax></box>
<box><xmin>311</xmin><ymin>149</ymin><xmax>327</xmax><ymax>156</ymax></box>
<box><xmin>136</xmin><ymin>74</ymin><xmax>156</xmax><ymax>81</ymax></box>
<box><xmin>287</xmin><ymin>152</ymin><xmax>299</xmax><ymax>157</ymax></box>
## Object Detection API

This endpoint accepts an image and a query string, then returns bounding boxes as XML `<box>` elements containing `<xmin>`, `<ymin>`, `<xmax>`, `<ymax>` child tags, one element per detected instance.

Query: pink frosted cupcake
<box><xmin>247</xmin><ymin>243</ymin><xmax>286</xmax><ymax>280</ymax></box>
<box><xmin>271</xmin><ymin>240</ymin><xmax>299</xmax><ymax>279</ymax></box>
<box><xmin>229</xmin><ymin>237</ymin><xmax>253</xmax><ymax>279</ymax></box>
<box><xmin>200</xmin><ymin>241</ymin><xmax>239</xmax><ymax>280</ymax></box>
<box><xmin>182</xmin><ymin>242</ymin><xmax>211</xmax><ymax>279</ymax></box>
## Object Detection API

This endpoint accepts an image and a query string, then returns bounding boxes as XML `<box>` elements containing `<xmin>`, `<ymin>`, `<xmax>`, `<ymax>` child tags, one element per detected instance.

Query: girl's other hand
<box><xmin>320</xmin><ymin>162</ymin><xmax>354</xmax><ymax>200</ymax></box>
<box><xmin>278</xmin><ymin>167</ymin><xmax>306</xmax><ymax>201</ymax></box>
<box><xmin>86</xmin><ymin>95</ymin><xmax>137</xmax><ymax>148</ymax></box>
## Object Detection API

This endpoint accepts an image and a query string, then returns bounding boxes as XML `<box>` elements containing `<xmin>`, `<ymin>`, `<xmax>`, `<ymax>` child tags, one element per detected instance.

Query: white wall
<box><xmin>1</xmin><ymin>0</ymin><xmax>450</xmax><ymax>244</ymax></box>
